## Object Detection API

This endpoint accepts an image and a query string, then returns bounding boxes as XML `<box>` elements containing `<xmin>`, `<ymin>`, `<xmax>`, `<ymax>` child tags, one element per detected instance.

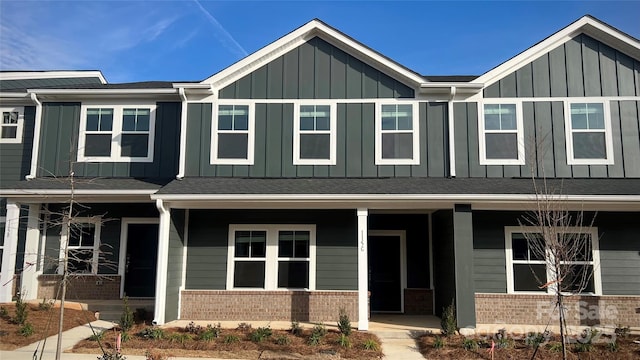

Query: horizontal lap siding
<box><xmin>166</xmin><ymin>210</ymin><xmax>185</xmax><ymax>322</ymax></box>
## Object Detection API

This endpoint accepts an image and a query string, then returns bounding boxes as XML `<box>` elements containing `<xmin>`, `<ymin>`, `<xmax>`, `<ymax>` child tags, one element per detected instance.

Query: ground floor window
<box><xmin>505</xmin><ymin>227</ymin><xmax>601</xmax><ymax>295</ymax></box>
<box><xmin>59</xmin><ymin>217</ymin><xmax>101</xmax><ymax>275</ymax></box>
<box><xmin>226</xmin><ymin>225</ymin><xmax>316</xmax><ymax>290</ymax></box>
<box><xmin>0</xmin><ymin>216</ymin><xmax>5</xmax><ymax>268</ymax></box>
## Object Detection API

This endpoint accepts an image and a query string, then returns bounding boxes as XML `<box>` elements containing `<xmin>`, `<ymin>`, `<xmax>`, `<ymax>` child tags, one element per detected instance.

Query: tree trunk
<box><xmin>558</xmin><ymin>293</ymin><xmax>567</xmax><ymax>360</ymax></box>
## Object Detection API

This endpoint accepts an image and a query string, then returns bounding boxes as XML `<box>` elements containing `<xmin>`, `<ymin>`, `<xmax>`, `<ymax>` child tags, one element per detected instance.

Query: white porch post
<box><xmin>21</xmin><ymin>204</ymin><xmax>41</xmax><ymax>300</ymax></box>
<box><xmin>0</xmin><ymin>201</ymin><xmax>20</xmax><ymax>302</ymax></box>
<box><xmin>357</xmin><ymin>208</ymin><xmax>368</xmax><ymax>330</ymax></box>
<box><xmin>154</xmin><ymin>199</ymin><xmax>170</xmax><ymax>325</ymax></box>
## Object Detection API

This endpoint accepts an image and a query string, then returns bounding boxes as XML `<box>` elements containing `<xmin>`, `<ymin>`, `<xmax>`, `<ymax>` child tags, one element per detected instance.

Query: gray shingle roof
<box><xmin>9</xmin><ymin>177</ymin><xmax>171</xmax><ymax>191</ymax></box>
<box><xmin>0</xmin><ymin>77</ymin><xmax>104</xmax><ymax>92</ymax></box>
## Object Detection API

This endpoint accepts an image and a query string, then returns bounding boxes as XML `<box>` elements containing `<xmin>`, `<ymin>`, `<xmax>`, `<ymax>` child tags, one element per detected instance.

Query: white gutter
<box><xmin>0</xmin><ymin>92</ymin><xmax>31</xmax><ymax>98</ymax></box>
<box><xmin>0</xmin><ymin>189</ymin><xmax>157</xmax><ymax>196</ymax></box>
<box><xmin>420</xmin><ymin>82</ymin><xmax>484</xmax><ymax>90</ymax></box>
<box><xmin>176</xmin><ymin>88</ymin><xmax>188</xmax><ymax>179</ymax></box>
<box><xmin>172</xmin><ymin>83</ymin><xmax>212</xmax><ymax>89</ymax></box>
<box><xmin>26</xmin><ymin>89</ymin><xmax>178</xmax><ymax>95</ymax></box>
<box><xmin>26</xmin><ymin>93</ymin><xmax>42</xmax><ymax>180</ymax></box>
<box><xmin>448</xmin><ymin>86</ymin><xmax>457</xmax><ymax>177</ymax></box>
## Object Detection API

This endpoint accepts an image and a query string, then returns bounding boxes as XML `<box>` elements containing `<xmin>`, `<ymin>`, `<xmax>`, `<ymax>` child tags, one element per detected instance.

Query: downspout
<box><xmin>154</xmin><ymin>199</ymin><xmax>170</xmax><ymax>325</ymax></box>
<box><xmin>26</xmin><ymin>93</ymin><xmax>42</xmax><ymax>180</ymax></box>
<box><xmin>176</xmin><ymin>88</ymin><xmax>188</xmax><ymax>180</ymax></box>
<box><xmin>447</xmin><ymin>86</ymin><xmax>457</xmax><ymax>178</ymax></box>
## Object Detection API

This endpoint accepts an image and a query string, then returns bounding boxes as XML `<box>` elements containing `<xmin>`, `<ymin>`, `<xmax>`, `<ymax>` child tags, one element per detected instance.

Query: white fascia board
<box><xmin>0</xmin><ymin>70</ymin><xmax>107</xmax><ymax>83</ymax></box>
<box><xmin>0</xmin><ymin>92</ymin><xmax>31</xmax><ymax>98</ymax></box>
<box><xmin>172</xmin><ymin>83</ymin><xmax>212</xmax><ymax>89</ymax></box>
<box><xmin>420</xmin><ymin>83</ymin><xmax>484</xmax><ymax>91</ymax></box>
<box><xmin>26</xmin><ymin>89</ymin><xmax>177</xmax><ymax>95</ymax></box>
<box><xmin>475</xmin><ymin>16</ymin><xmax>640</xmax><ymax>88</ymax></box>
<box><xmin>204</xmin><ymin>19</ymin><xmax>425</xmax><ymax>89</ymax></box>
<box><xmin>0</xmin><ymin>189</ymin><xmax>157</xmax><ymax>196</ymax></box>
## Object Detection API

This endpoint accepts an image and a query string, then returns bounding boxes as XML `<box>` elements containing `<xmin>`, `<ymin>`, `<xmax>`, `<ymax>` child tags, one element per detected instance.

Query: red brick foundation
<box><xmin>180</xmin><ymin>290</ymin><xmax>359</xmax><ymax>322</ymax></box>
<box><xmin>476</xmin><ymin>293</ymin><xmax>640</xmax><ymax>327</ymax></box>
<box><xmin>37</xmin><ymin>275</ymin><xmax>121</xmax><ymax>300</ymax></box>
<box><xmin>404</xmin><ymin>288</ymin><xmax>433</xmax><ymax>315</ymax></box>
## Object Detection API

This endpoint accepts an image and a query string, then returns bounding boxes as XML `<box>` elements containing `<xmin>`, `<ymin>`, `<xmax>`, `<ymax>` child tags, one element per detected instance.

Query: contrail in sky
<box><xmin>192</xmin><ymin>0</ymin><xmax>248</xmax><ymax>58</ymax></box>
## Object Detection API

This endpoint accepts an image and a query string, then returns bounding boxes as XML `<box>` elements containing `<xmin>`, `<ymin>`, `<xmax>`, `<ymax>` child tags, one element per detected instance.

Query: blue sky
<box><xmin>1</xmin><ymin>1</ymin><xmax>638</xmax><ymax>83</ymax></box>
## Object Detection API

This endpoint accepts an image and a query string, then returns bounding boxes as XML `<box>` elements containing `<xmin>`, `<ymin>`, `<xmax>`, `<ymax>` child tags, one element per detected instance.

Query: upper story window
<box><xmin>293</xmin><ymin>104</ymin><xmax>336</xmax><ymax>165</ymax></box>
<box><xmin>78</xmin><ymin>104</ymin><xmax>156</xmax><ymax>162</ymax></box>
<box><xmin>565</xmin><ymin>102</ymin><xmax>614</xmax><ymax>165</ymax></box>
<box><xmin>211</xmin><ymin>103</ymin><xmax>255</xmax><ymax>165</ymax></box>
<box><xmin>0</xmin><ymin>107</ymin><xmax>24</xmax><ymax>144</ymax></box>
<box><xmin>375</xmin><ymin>103</ymin><xmax>419</xmax><ymax>165</ymax></box>
<box><xmin>479</xmin><ymin>102</ymin><xmax>525</xmax><ymax>165</ymax></box>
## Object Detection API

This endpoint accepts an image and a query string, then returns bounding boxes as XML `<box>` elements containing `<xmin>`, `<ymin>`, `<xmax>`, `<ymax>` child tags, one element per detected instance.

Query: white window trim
<box><xmin>293</xmin><ymin>102</ymin><xmax>337</xmax><ymax>165</ymax></box>
<box><xmin>78</xmin><ymin>103</ymin><xmax>156</xmax><ymax>162</ymax></box>
<box><xmin>226</xmin><ymin>224</ymin><xmax>316</xmax><ymax>291</ymax></box>
<box><xmin>59</xmin><ymin>216</ymin><xmax>101</xmax><ymax>275</ymax></box>
<box><xmin>504</xmin><ymin>226</ymin><xmax>602</xmax><ymax>295</ymax></box>
<box><xmin>0</xmin><ymin>106</ymin><xmax>24</xmax><ymax>144</ymax></box>
<box><xmin>375</xmin><ymin>101</ymin><xmax>420</xmax><ymax>165</ymax></box>
<box><xmin>564</xmin><ymin>100</ymin><xmax>614</xmax><ymax>165</ymax></box>
<box><xmin>478</xmin><ymin>100</ymin><xmax>525</xmax><ymax>165</ymax></box>
<box><xmin>210</xmin><ymin>102</ymin><xmax>255</xmax><ymax>165</ymax></box>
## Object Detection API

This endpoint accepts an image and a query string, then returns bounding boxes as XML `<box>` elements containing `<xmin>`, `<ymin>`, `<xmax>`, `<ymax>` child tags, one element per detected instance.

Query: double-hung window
<box><xmin>227</xmin><ymin>225</ymin><xmax>315</xmax><ymax>290</ymax></box>
<box><xmin>479</xmin><ymin>102</ymin><xmax>524</xmax><ymax>165</ymax></box>
<box><xmin>60</xmin><ymin>218</ymin><xmax>101</xmax><ymax>275</ymax></box>
<box><xmin>293</xmin><ymin>104</ymin><xmax>336</xmax><ymax>165</ymax></box>
<box><xmin>0</xmin><ymin>217</ymin><xmax>5</xmax><ymax>268</ymax></box>
<box><xmin>0</xmin><ymin>107</ymin><xmax>24</xmax><ymax>144</ymax></box>
<box><xmin>211</xmin><ymin>103</ymin><xmax>254</xmax><ymax>164</ymax></box>
<box><xmin>78</xmin><ymin>104</ymin><xmax>155</xmax><ymax>162</ymax></box>
<box><xmin>375</xmin><ymin>103</ymin><xmax>419</xmax><ymax>165</ymax></box>
<box><xmin>505</xmin><ymin>227</ymin><xmax>601</xmax><ymax>295</ymax></box>
<box><xmin>565</xmin><ymin>101</ymin><xmax>613</xmax><ymax>164</ymax></box>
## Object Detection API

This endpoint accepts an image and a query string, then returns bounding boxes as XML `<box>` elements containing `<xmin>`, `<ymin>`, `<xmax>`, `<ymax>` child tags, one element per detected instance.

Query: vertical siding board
<box><xmin>38</xmin><ymin>105</ymin><xmax>54</xmax><ymax>176</ymax></box>
<box><xmin>551</xmin><ymin>101</ymin><xmax>572</xmax><ymax>178</ymax></box>
<box><xmin>484</xmin><ymin>83</ymin><xmax>500</xmax><ymax>98</ymax></box>
<box><xmin>85</xmin><ymin>163</ymin><xmax>99</xmax><ymax>177</ymax></box>
<box><xmin>532</xmin><ymin>55</ymin><xmax>551</xmax><ymax>97</ymax></box>
<box><xmin>314</xmin><ymin>39</ymin><xmax>332</xmax><ymax>99</ymax></box>
<box><xmin>607</xmin><ymin>101</ymin><xmax>625</xmax><ymax>177</ymax></box>
<box><xmin>535</xmin><ymin>102</ymin><xmax>556</xmax><ymax>177</ymax></box>
<box><xmin>265</xmin><ymin>104</ymin><xmax>283</xmax><ymax>177</ymax></box>
<box><xmin>330</xmin><ymin>47</ymin><xmax>347</xmax><ymax>99</ymax></box>
<box><xmin>515</xmin><ymin>65</ymin><xmax>533</xmax><ymax>97</ymax></box>
<box><xmin>345</xmin><ymin>103</ymin><xmax>363</xmax><ymax>177</ymax></box>
<box><xmin>394</xmin><ymin>80</ymin><xmax>414</xmax><ymax>98</ymax></box>
<box><xmin>219</xmin><ymin>83</ymin><xmax>235</xmax><ymax>99</ymax></box>
<box><xmin>185</xmin><ymin>104</ymin><xmax>202</xmax><ymax>176</ymax></box>
<box><xmin>159</xmin><ymin>102</ymin><xmax>180</xmax><ymax>178</ymax></box>
<box><xmin>280</xmin><ymin>104</ymin><xmax>296</xmax><ymax>177</ymax></box>
<box><xmin>485</xmin><ymin>166</ymin><xmax>502</xmax><ymax>178</ymax></box>
<box><xmin>500</xmin><ymin>73</ymin><xmax>517</xmax><ymax>97</ymax></box>
<box><xmin>313</xmin><ymin>166</ymin><xmax>329</xmax><ymax>177</ymax></box>
<box><xmin>377</xmin><ymin>72</ymin><xmax>395</xmax><ymax>98</ymax></box>
<box><xmin>360</xmin><ymin>103</ymin><xmax>377</xmax><ymax>177</ymax></box>
<box><xmin>616</xmin><ymin>52</ymin><xmax>635</xmax><ymax>96</ymax></box>
<box><xmin>394</xmin><ymin>166</ymin><xmax>411</xmax><ymax>177</ymax></box>
<box><xmin>549</xmin><ymin>46</ymin><xmax>568</xmax><ymax>97</ymax></box>
<box><xmin>362</xmin><ymin>64</ymin><xmax>378</xmax><ymax>98</ymax></box>
<box><xmin>412</xmin><ymin>102</ymin><xmax>428</xmax><ymax>177</ymax></box>
<box><xmin>298</xmin><ymin>42</ymin><xmax>315</xmax><ymax>99</ymax></box>
<box><xmin>330</xmin><ymin>103</ymin><xmax>348</xmax><ymax>177</ymax></box>
<box><xmin>565</xmin><ymin>37</ymin><xmax>585</xmax><ymax>97</ymax></box>
<box><xmin>467</xmin><ymin>103</ymin><xmax>486</xmax><ymax>177</ymax></box>
<box><xmin>582</xmin><ymin>36</ymin><xmax>602</xmax><ymax>97</ymax></box>
<box><xmin>453</xmin><ymin>103</ymin><xmax>470</xmax><ymax>177</ymax></box>
<box><xmin>520</xmin><ymin>102</ymin><xmax>536</xmax><ymax>177</ymax></box>
<box><xmin>251</xmin><ymin>66</ymin><xmax>268</xmax><ymax>99</ymax></box>
<box><xmin>503</xmin><ymin>165</ymin><xmax>520</xmax><ymax>178</ymax></box>
<box><xmin>426</xmin><ymin>102</ymin><xmax>444</xmax><ymax>177</ymax></box>
<box><xmin>283</xmin><ymin>48</ymin><xmax>300</xmax><ymax>99</ymax></box>
<box><xmin>113</xmin><ymin>163</ymin><xmax>129</xmax><ymax>177</ymax></box>
<box><xmin>236</xmin><ymin>74</ymin><xmax>252</xmax><ymax>99</ymax></box>
<box><xmin>200</xmin><ymin>104</ymin><xmax>215</xmax><ymax>177</ymax></box>
<box><xmin>599</xmin><ymin>43</ymin><xmax>618</xmax><ymax>96</ymax></box>
<box><xmin>267</xmin><ymin>56</ymin><xmax>284</xmax><ymax>99</ymax></box>
<box><xmin>346</xmin><ymin>57</ymin><xmax>364</xmax><ymax>99</ymax></box>
<box><xmin>620</xmin><ymin>101</ymin><xmax>640</xmax><ymax>177</ymax></box>
<box><xmin>250</xmin><ymin>103</ymin><xmax>267</xmax><ymax>177</ymax></box>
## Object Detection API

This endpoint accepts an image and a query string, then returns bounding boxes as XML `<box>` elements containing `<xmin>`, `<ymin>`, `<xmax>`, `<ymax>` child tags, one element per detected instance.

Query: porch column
<box><xmin>0</xmin><ymin>201</ymin><xmax>20</xmax><ymax>302</ymax></box>
<box><xmin>21</xmin><ymin>204</ymin><xmax>41</xmax><ymax>300</ymax></box>
<box><xmin>154</xmin><ymin>199</ymin><xmax>171</xmax><ymax>325</ymax></box>
<box><xmin>357</xmin><ymin>208</ymin><xmax>368</xmax><ymax>330</ymax></box>
<box><xmin>453</xmin><ymin>204</ymin><xmax>476</xmax><ymax>330</ymax></box>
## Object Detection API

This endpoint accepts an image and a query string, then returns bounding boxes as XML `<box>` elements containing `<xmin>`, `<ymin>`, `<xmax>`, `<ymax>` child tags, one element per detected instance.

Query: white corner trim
<box><xmin>477</xmin><ymin>100</ymin><xmax>526</xmax><ymax>166</ymax></box>
<box><xmin>26</xmin><ymin>93</ymin><xmax>42</xmax><ymax>179</ymax></box>
<box><xmin>564</xmin><ymin>100</ymin><xmax>615</xmax><ymax>165</ymax></box>
<box><xmin>177</xmin><ymin>88</ymin><xmax>188</xmax><ymax>179</ymax></box>
<box><xmin>448</xmin><ymin>87</ymin><xmax>457</xmax><ymax>177</ymax></box>
<box><xmin>356</xmin><ymin>208</ymin><xmax>368</xmax><ymax>330</ymax></box>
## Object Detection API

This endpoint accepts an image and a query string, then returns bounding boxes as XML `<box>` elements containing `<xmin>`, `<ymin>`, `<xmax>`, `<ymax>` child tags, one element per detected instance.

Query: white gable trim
<box><xmin>475</xmin><ymin>16</ymin><xmax>640</xmax><ymax>89</ymax></box>
<box><xmin>203</xmin><ymin>19</ymin><xmax>425</xmax><ymax>91</ymax></box>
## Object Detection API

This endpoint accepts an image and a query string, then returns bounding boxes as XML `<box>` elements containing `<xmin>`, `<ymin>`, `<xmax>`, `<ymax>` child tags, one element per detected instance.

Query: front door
<box><xmin>124</xmin><ymin>223</ymin><xmax>159</xmax><ymax>297</ymax></box>
<box><xmin>368</xmin><ymin>235</ymin><xmax>402</xmax><ymax>312</ymax></box>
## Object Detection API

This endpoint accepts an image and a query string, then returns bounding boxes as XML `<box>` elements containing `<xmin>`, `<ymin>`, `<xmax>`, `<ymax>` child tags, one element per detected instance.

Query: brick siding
<box><xmin>404</xmin><ymin>288</ymin><xmax>433</xmax><ymax>315</ymax></box>
<box><xmin>37</xmin><ymin>275</ymin><xmax>121</xmax><ymax>300</ymax></box>
<box><xmin>476</xmin><ymin>293</ymin><xmax>640</xmax><ymax>327</ymax></box>
<box><xmin>180</xmin><ymin>290</ymin><xmax>359</xmax><ymax>322</ymax></box>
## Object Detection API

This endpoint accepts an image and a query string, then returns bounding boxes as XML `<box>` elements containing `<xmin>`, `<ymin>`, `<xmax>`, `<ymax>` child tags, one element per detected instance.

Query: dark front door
<box><xmin>368</xmin><ymin>235</ymin><xmax>401</xmax><ymax>312</ymax></box>
<box><xmin>124</xmin><ymin>223</ymin><xmax>159</xmax><ymax>297</ymax></box>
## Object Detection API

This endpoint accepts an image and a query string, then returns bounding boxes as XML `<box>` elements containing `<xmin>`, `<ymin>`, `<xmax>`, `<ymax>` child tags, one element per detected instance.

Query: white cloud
<box><xmin>191</xmin><ymin>0</ymin><xmax>248</xmax><ymax>57</ymax></box>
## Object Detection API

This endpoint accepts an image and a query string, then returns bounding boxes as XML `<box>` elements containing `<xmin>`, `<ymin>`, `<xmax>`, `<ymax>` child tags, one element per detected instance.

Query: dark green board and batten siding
<box><xmin>185</xmin><ymin>210</ymin><xmax>357</xmax><ymax>291</ymax></box>
<box><xmin>472</xmin><ymin>211</ymin><xmax>640</xmax><ymax>296</ymax></box>
<box><xmin>36</xmin><ymin>102</ymin><xmax>181</xmax><ymax>178</ymax></box>
<box><xmin>0</xmin><ymin>106</ymin><xmax>35</xmax><ymax>188</ymax></box>
<box><xmin>484</xmin><ymin>34</ymin><xmax>640</xmax><ymax>98</ymax></box>
<box><xmin>220</xmin><ymin>37</ymin><xmax>414</xmax><ymax>100</ymax></box>
<box><xmin>185</xmin><ymin>102</ymin><xmax>448</xmax><ymax>177</ymax></box>
<box><xmin>454</xmin><ymin>101</ymin><xmax>640</xmax><ymax>178</ymax></box>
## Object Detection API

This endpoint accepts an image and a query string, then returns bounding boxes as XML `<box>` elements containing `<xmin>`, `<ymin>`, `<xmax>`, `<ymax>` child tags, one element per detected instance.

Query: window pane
<box><xmin>85</xmin><ymin>134</ymin><xmax>112</xmax><ymax>156</ymax></box>
<box><xmin>1</xmin><ymin>127</ymin><xmax>17</xmax><ymax>139</ymax></box>
<box><xmin>300</xmin><ymin>134</ymin><xmax>330</xmax><ymax>159</ymax></box>
<box><xmin>381</xmin><ymin>116</ymin><xmax>396</xmax><ymax>130</ymax></box>
<box><xmin>294</xmin><ymin>235</ymin><xmax>309</xmax><ymax>258</ymax></box>
<box><xmin>100</xmin><ymin>110</ymin><xmax>113</xmax><ymax>131</ymax></box>
<box><xmin>382</xmin><ymin>133</ymin><xmax>413</xmax><ymax>159</ymax></box>
<box><xmin>251</xmin><ymin>236</ymin><xmax>266</xmax><ymax>257</ymax></box>
<box><xmin>234</xmin><ymin>112</ymin><xmax>248</xmax><ymax>131</ymax></box>
<box><xmin>500</xmin><ymin>104</ymin><xmax>517</xmax><ymax>130</ymax></box>
<box><xmin>485</xmin><ymin>133</ymin><xmax>518</xmax><ymax>159</ymax></box>
<box><xmin>571</xmin><ymin>104</ymin><xmax>588</xmax><ymax>129</ymax></box>
<box><xmin>513</xmin><ymin>264</ymin><xmax>546</xmax><ymax>292</ymax></box>
<box><xmin>68</xmin><ymin>249</ymin><xmax>93</xmax><ymax>274</ymax></box>
<box><xmin>397</xmin><ymin>104</ymin><xmax>413</xmax><ymax>130</ymax></box>
<box><xmin>0</xmin><ymin>223</ymin><xmax>4</xmax><ymax>246</ymax></box>
<box><xmin>573</xmin><ymin>132</ymin><xmax>606</xmax><ymax>159</ymax></box>
<box><xmin>278</xmin><ymin>231</ymin><xmax>294</xmax><ymax>257</ymax></box>
<box><xmin>121</xmin><ymin>134</ymin><xmax>149</xmax><ymax>157</ymax></box>
<box><xmin>218</xmin><ymin>133</ymin><xmax>248</xmax><ymax>159</ymax></box>
<box><xmin>512</xmin><ymin>234</ymin><xmax>528</xmax><ymax>260</ymax></box>
<box><xmin>560</xmin><ymin>233</ymin><xmax>592</xmax><ymax>261</ymax></box>
<box><xmin>315</xmin><ymin>105</ymin><xmax>331</xmax><ymax>130</ymax></box>
<box><xmin>86</xmin><ymin>109</ymin><xmax>100</xmax><ymax>131</ymax></box>
<box><xmin>278</xmin><ymin>261</ymin><xmax>309</xmax><ymax>288</ymax></box>
<box><xmin>234</xmin><ymin>261</ymin><xmax>265</xmax><ymax>288</ymax></box>
<box><xmin>484</xmin><ymin>105</ymin><xmax>500</xmax><ymax>130</ymax></box>
<box><xmin>300</xmin><ymin>116</ymin><xmax>315</xmax><ymax>131</ymax></box>
<box><xmin>560</xmin><ymin>264</ymin><xmax>594</xmax><ymax>293</ymax></box>
<box><xmin>68</xmin><ymin>224</ymin><xmax>95</xmax><ymax>247</ymax></box>
<box><xmin>137</xmin><ymin>111</ymin><xmax>150</xmax><ymax>131</ymax></box>
<box><xmin>122</xmin><ymin>114</ymin><xmax>136</xmax><ymax>131</ymax></box>
<box><xmin>586</xmin><ymin>103</ymin><xmax>604</xmax><ymax>129</ymax></box>
<box><xmin>3</xmin><ymin>112</ymin><xmax>18</xmax><ymax>124</ymax></box>
<box><xmin>218</xmin><ymin>114</ymin><xmax>233</xmax><ymax>130</ymax></box>
<box><xmin>235</xmin><ymin>231</ymin><xmax>251</xmax><ymax>257</ymax></box>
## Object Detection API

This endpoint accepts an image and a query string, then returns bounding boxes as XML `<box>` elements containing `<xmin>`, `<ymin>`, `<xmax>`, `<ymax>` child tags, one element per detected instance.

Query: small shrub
<box><xmin>574</xmin><ymin>327</ymin><xmax>598</xmax><ymax>353</ymax></box>
<box><xmin>308</xmin><ymin>332</ymin><xmax>322</xmax><ymax>346</ymax></box>
<box><xmin>290</xmin><ymin>320</ymin><xmax>302</xmax><ymax>336</ymax></box>
<box><xmin>223</xmin><ymin>334</ymin><xmax>239</xmax><ymax>344</ymax></box>
<box><xmin>236</xmin><ymin>322</ymin><xmax>252</xmax><ymax>332</ymax></box>
<box><xmin>433</xmin><ymin>336</ymin><xmax>445</xmax><ymax>349</ymax></box>
<box><xmin>144</xmin><ymin>350</ymin><xmax>166</xmax><ymax>360</ymax></box>
<box><xmin>614</xmin><ymin>325</ymin><xmax>630</xmax><ymax>338</ymax></box>
<box><xmin>199</xmin><ymin>323</ymin><xmax>221</xmax><ymax>341</ymax></box>
<box><xmin>19</xmin><ymin>322</ymin><xmax>34</xmax><ymax>337</ymax></box>
<box><xmin>249</xmin><ymin>326</ymin><xmax>272</xmax><ymax>342</ymax></box>
<box><xmin>138</xmin><ymin>327</ymin><xmax>164</xmax><ymax>340</ymax></box>
<box><xmin>311</xmin><ymin>323</ymin><xmax>327</xmax><ymax>337</ymax></box>
<box><xmin>89</xmin><ymin>330</ymin><xmax>106</xmax><ymax>341</ymax></box>
<box><xmin>121</xmin><ymin>331</ymin><xmax>131</xmax><ymax>342</ymax></box>
<box><xmin>462</xmin><ymin>338</ymin><xmax>479</xmax><ymax>351</ymax></box>
<box><xmin>547</xmin><ymin>342</ymin><xmax>563</xmax><ymax>352</ymax></box>
<box><xmin>13</xmin><ymin>296</ymin><xmax>28</xmax><ymax>325</ymax></box>
<box><xmin>607</xmin><ymin>339</ymin><xmax>619</xmax><ymax>352</ymax></box>
<box><xmin>362</xmin><ymin>339</ymin><xmax>380</xmax><ymax>351</ymax></box>
<box><xmin>169</xmin><ymin>332</ymin><xmax>192</xmax><ymax>345</ymax></box>
<box><xmin>440</xmin><ymin>299</ymin><xmax>457</xmax><ymax>336</ymax></box>
<box><xmin>119</xmin><ymin>297</ymin><xmax>134</xmax><ymax>332</ymax></box>
<box><xmin>185</xmin><ymin>321</ymin><xmax>202</xmax><ymax>334</ymax></box>
<box><xmin>98</xmin><ymin>351</ymin><xmax>127</xmax><ymax>360</ymax></box>
<box><xmin>0</xmin><ymin>306</ymin><xmax>8</xmax><ymax>319</ymax></box>
<box><xmin>38</xmin><ymin>298</ymin><xmax>53</xmax><ymax>311</ymax></box>
<box><xmin>275</xmin><ymin>334</ymin><xmax>291</xmax><ymax>345</ymax></box>
<box><xmin>573</xmin><ymin>341</ymin><xmax>592</xmax><ymax>353</ymax></box>
<box><xmin>337</xmin><ymin>333</ymin><xmax>351</xmax><ymax>348</ymax></box>
<box><xmin>495</xmin><ymin>337</ymin><xmax>513</xmax><ymax>349</ymax></box>
<box><xmin>337</xmin><ymin>308</ymin><xmax>352</xmax><ymax>336</ymax></box>
<box><xmin>525</xmin><ymin>331</ymin><xmax>548</xmax><ymax>347</ymax></box>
